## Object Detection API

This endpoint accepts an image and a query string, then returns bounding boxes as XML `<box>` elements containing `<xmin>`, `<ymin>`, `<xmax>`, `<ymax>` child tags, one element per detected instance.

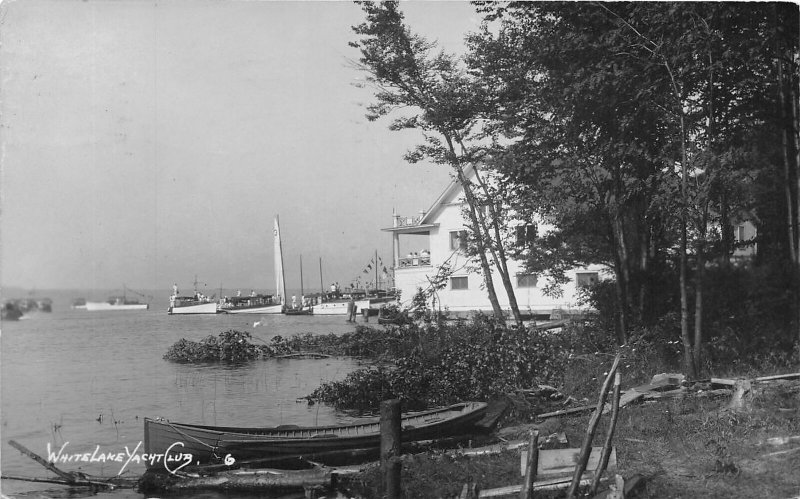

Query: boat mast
<box><xmin>319</xmin><ymin>257</ymin><xmax>324</xmax><ymax>296</ymax></box>
<box><xmin>274</xmin><ymin>216</ymin><xmax>287</xmax><ymax>306</ymax></box>
<box><xmin>299</xmin><ymin>254</ymin><xmax>304</xmax><ymax>297</ymax></box>
<box><xmin>375</xmin><ymin>249</ymin><xmax>379</xmax><ymax>292</ymax></box>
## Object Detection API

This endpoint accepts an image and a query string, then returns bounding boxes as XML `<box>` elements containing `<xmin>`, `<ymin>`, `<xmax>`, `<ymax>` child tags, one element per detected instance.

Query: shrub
<box><xmin>163</xmin><ymin>330</ymin><xmax>261</xmax><ymax>363</ymax></box>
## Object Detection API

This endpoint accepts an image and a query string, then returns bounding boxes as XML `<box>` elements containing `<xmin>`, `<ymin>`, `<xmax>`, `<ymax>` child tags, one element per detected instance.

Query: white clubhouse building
<box><xmin>384</xmin><ymin>169</ymin><xmax>608</xmax><ymax>318</ymax></box>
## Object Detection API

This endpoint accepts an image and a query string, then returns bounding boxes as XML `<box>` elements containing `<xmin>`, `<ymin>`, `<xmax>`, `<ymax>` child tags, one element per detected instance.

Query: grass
<box><xmin>341</xmin><ymin>372</ymin><xmax>800</xmax><ymax>498</ymax></box>
<box><xmin>592</xmin><ymin>384</ymin><xmax>800</xmax><ymax>498</ymax></box>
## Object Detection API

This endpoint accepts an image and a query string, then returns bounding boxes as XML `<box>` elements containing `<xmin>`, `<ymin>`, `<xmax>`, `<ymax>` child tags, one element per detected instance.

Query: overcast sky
<box><xmin>0</xmin><ymin>0</ymin><xmax>480</xmax><ymax>294</ymax></box>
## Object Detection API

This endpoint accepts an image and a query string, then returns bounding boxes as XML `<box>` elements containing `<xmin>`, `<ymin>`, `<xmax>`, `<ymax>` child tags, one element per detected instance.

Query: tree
<box><xmin>350</xmin><ymin>1</ymin><xmax>525</xmax><ymax>325</ymax></box>
<box><xmin>468</xmin><ymin>2</ymin><xmax>798</xmax><ymax>373</ymax></box>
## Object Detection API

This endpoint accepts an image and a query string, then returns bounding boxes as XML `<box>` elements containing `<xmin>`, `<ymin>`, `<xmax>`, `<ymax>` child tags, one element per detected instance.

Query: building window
<box><xmin>450</xmin><ymin>230</ymin><xmax>468</xmax><ymax>251</ymax></box>
<box><xmin>576</xmin><ymin>272</ymin><xmax>599</xmax><ymax>289</ymax></box>
<box><xmin>734</xmin><ymin>224</ymin><xmax>746</xmax><ymax>243</ymax></box>
<box><xmin>515</xmin><ymin>224</ymin><xmax>537</xmax><ymax>246</ymax></box>
<box><xmin>451</xmin><ymin>276</ymin><xmax>468</xmax><ymax>290</ymax></box>
<box><xmin>517</xmin><ymin>274</ymin><xmax>538</xmax><ymax>288</ymax></box>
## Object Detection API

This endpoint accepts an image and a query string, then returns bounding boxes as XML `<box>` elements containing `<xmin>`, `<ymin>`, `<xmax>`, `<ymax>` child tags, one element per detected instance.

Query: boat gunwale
<box><xmin>144</xmin><ymin>402</ymin><xmax>487</xmax><ymax>439</ymax></box>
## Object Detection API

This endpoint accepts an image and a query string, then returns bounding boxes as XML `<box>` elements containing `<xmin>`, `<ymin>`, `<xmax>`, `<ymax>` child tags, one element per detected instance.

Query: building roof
<box><xmin>383</xmin><ymin>165</ymin><xmax>474</xmax><ymax>232</ymax></box>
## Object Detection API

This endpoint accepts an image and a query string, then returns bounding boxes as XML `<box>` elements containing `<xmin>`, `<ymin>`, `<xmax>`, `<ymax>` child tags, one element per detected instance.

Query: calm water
<box><xmin>0</xmin><ymin>304</ymin><xmax>366</xmax><ymax>498</ymax></box>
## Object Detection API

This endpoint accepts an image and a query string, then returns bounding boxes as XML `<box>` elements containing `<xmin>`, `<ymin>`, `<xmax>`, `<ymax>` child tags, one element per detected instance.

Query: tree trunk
<box><xmin>448</xmin><ymin>149</ymin><xmax>506</xmax><ymax>322</ymax></box>
<box><xmin>776</xmin><ymin>6</ymin><xmax>800</xmax><ymax>344</ymax></box>
<box><xmin>693</xmin><ymin>224</ymin><xmax>707</xmax><ymax>374</ymax></box>
<box><xmin>610</xmin><ymin>220</ymin><xmax>628</xmax><ymax>345</ymax></box>
<box><xmin>470</xmin><ymin>162</ymin><xmax>525</xmax><ymax>327</ymax></box>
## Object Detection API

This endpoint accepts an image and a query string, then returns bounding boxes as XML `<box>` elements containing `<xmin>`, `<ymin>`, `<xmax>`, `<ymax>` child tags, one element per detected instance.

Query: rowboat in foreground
<box><xmin>143</xmin><ymin>401</ymin><xmax>488</xmax><ymax>468</ymax></box>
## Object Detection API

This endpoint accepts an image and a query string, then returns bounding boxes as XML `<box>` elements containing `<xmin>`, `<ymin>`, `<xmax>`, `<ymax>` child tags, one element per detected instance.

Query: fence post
<box><xmin>519</xmin><ymin>430</ymin><xmax>539</xmax><ymax>499</ymax></box>
<box><xmin>381</xmin><ymin>399</ymin><xmax>402</xmax><ymax>498</ymax></box>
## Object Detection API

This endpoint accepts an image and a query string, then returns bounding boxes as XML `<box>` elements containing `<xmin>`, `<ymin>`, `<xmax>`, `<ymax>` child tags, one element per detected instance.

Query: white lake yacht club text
<box><xmin>47</xmin><ymin>441</ymin><xmax>195</xmax><ymax>474</ymax></box>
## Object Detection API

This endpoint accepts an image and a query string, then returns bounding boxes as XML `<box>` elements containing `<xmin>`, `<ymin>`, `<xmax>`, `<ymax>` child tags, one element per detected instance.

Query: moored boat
<box><xmin>283</xmin><ymin>306</ymin><xmax>313</xmax><ymax>315</ymax></box>
<box><xmin>219</xmin><ymin>294</ymin><xmax>283</xmax><ymax>314</ymax></box>
<box><xmin>2</xmin><ymin>302</ymin><xmax>24</xmax><ymax>321</ymax></box>
<box><xmin>168</xmin><ymin>278</ymin><xmax>220</xmax><ymax>315</ymax></box>
<box><xmin>86</xmin><ymin>297</ymin><xmax>148</xmax><ymax>311</ymax></box>
<box><xmin>167</xmin><ymin>295</ymin><xmax>219</xmax><ymax>314</ymax></box>
<box><xmin>86</xmin><ymin>285</ymin><xmax>150</xmax><ymax>311</ymax></box>
<box><xmin>143</xmin><ymin>401</ymin><xmax>488</xmax><ymax>468</ymax></box>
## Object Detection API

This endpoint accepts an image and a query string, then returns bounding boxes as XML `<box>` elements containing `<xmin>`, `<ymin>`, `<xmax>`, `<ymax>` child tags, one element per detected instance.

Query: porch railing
<box><xmin>398</xmin><ymin>256</ymin><xmax>431</xmax><ymax>268</ymax></box>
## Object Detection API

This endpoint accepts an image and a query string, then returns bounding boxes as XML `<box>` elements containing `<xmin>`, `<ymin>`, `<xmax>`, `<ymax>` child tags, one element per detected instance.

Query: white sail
<box><xmin>274</xmin><ymin>215</ymin><xmax>287</xmax><ymax>306</ymax></box>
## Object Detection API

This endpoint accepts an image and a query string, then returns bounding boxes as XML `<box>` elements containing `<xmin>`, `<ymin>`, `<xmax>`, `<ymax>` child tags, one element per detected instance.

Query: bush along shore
<box><xmin>159</xmin><ymin>315</ymin><xmax>800</xmax><ymax>498</ymax></box>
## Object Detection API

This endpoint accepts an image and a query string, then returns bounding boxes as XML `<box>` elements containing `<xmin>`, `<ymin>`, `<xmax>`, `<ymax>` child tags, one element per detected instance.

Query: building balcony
<box><xmin>397</xmin><ymin>215</ymin><xmax>424</xmax><ymax>227</ymax></box>
<box><xmin>398</xmin><ymin>256</ymin><xmax>432</xmax><ymax>268</ymax></box>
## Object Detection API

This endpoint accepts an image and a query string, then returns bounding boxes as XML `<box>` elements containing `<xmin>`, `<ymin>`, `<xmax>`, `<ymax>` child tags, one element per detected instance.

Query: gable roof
<box><xmin>418</xmin><ymin>165</ymin><xmax>474</xmax><ymax>225</ymax></box>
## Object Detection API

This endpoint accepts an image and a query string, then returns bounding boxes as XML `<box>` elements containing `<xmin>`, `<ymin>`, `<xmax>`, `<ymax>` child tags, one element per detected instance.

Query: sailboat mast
<box><xmin>375</xmin><ymin>249</ymin><xmax>379</xmax><ymax>292</ymax></box>
<box><xmin>274</xmin><ymin>215</ymin><xmax>287</xmax><ymax>306</ymax></box>
<box><xmin>300</xmin><ymin>254</ymin><xmax>304</xmax><ymax>297</ymax></box>
<box><xmin>319</xmin><ymin>257</ymin><xmax>324</xmax><ymax>296</ymax></box>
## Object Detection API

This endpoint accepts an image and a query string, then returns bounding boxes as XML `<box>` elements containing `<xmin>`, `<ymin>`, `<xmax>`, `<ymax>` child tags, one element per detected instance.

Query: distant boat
<box><xmin>36</xmin><ymin>298</ymin><xmax>53</xmax><ymax>312</ymax></box>
<box><xmin>219</xmin><ymin>293</ymin><xmax>282</xmax><ymax>314</ymax></box>
<box><xmin>284</xmin><ymin>254</ymin><xmax>313</xmax><ymax>315</ymax></box>
<box><xmin>314</xmin><ymin>251</ymin><xmax>397</xmax><ymax>316</ymax></box>
<box><xmin>71</xmin><ymin>298</ymin><xmax>87</xmax><ymax>310</ymax></box>
<box><xmin>168</xmin><ymin>277</ymin><xmax>219</xmax><ymax>315</ymax></box>
<box><xmin>2</xmin><ymin>302</ymin><xmax>23</xmax><ymax>321</ymax></box>
<box><xmin>86</xmin><ymin>298</ymin><xmax>148</xmax><ymax>312</ymax></box>
<box><xmin>86</xmin><ymin>285</ymin><xmax>149</xmax><ymax>311</ymax></box>
<box><xmin>219</xmin><ymin>216</ymin><xmax>286</xmax><ymax>315</ymax></box>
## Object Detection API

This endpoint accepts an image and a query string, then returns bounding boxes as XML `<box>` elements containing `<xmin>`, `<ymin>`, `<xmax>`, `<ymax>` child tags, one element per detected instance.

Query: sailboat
<box><xmin>284</xmin><ymin>254</ymin><xmax>313</xmax><ymax>315</ymax></box>
<box><xmin>219</xmin><ymin>216</ymin><xmax>286</xmax><ymax>314</ymax></box>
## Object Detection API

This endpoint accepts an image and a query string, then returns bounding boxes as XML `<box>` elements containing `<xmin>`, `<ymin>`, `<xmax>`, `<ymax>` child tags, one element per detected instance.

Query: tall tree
<box><xmin>468</xmin><ymin>2</ymin><xmax>797</xmax><ymax>370</ymax></box>
<box><xmin>350</xmin><ymin>1</ymin><xmax>526</xmax><ymax>325</ymax></box>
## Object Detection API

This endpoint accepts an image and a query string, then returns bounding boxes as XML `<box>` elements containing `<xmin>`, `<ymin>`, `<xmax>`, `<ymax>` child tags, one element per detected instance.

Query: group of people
<box><xmin>405</xmin><ymin>249</ymin><xmax>430</xmax><ymax>266</ymax></box>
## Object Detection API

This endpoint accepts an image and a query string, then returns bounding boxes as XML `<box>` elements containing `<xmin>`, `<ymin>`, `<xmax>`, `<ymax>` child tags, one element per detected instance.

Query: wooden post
<box><xmin>728</xmin><ymin>379</ymin><xmax>753</xmax><ymax>412</ymax></box>
<box><xmin>459</xmin><ymin>482</ymin><xmax>479</xmax><ymax>499</ymax></box>
<box><xmin>566</xmin><ymin>353</ymin><xmax>621</xmax><ymax>499</ymax></box>
<box><xmin>381</xmin><ymin>399</ymin><xmax>402</xmax><ymax>499</ymax></box>
<box><xmin>589</xmin><ymin>372</ymin><xmax>622</xmax><ymax>496</ymax></box>
<box><xmin>519</xmin><ymin>430</ymin><xmax>539</xmax><ymax>499</ymax></box>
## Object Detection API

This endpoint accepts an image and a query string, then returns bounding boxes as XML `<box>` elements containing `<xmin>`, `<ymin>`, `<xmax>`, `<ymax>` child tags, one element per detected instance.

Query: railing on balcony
<box><xmin>398</xmin><ymin>256</ymin><xmax>432</xmax><ymax>268</ymax></box>
<box><xmin>396</xmin><ymin>215</ymin><xmax>424</xmax><ymax>227</ymax></box>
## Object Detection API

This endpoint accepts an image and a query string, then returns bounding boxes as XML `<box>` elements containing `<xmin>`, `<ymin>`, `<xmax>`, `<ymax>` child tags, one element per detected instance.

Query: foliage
<box><xmin>467</xmin><ymin>2</ymin><xmax>800</xmax><ymax>363</ymax></box>
<box><xmin>163</xmin><ymin>330</ymin><xmax>262</xmax><ymax>363</ymax></box>
<box><xmin>308</xmin><ymin>318</ymin><xmax>611</xmax><ymax>411</ymax></box>
<box><xmin>350</xmin><ymin>0</ymin><xmax>523</xmax><ymax>323</ymax></box>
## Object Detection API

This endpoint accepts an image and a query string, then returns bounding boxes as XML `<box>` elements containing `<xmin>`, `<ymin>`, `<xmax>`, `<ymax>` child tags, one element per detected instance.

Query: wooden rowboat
<box><xmin>144</xmin><ymin>401</ymin><xmax>488</xmax><ymax>468</ymax></box>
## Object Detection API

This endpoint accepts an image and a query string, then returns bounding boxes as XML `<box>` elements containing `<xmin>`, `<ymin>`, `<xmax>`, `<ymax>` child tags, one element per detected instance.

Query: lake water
<box><xmin>0</xmin><ymin>303</ymin><xmax>367</xmax><ymax>498</ymax></box>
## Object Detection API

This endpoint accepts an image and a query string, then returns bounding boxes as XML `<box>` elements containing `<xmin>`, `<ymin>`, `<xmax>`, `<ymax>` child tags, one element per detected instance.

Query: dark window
<box><xmin>516</xmin><ymin>274</ymin><xmax>538</xmax><ymax>288</ymax></box>
<box><xmin>450</xmin><ymin>230</ymin><xmax>468</xmax><ymax>251</ymax></box>
<box><xmin>515</xmin><ymin>224</ymin><xmax>537</xmax><ymax>246</ymax></box>
<box><xmin>451</xmin><ymin>276</ymin><xmax>468</xmax><ymax>290</ymax></box>
<box><xmin>576</xmin><ymin>272</ymin><xmax>599</xmax><ymax>288</ymax></box>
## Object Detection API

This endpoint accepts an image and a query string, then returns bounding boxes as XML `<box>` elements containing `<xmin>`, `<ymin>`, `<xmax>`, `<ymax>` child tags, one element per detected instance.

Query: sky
<box><xmin>0</xmin><ymin>0</ymin><xmax>482</xmax><ymax>296</ymax></box>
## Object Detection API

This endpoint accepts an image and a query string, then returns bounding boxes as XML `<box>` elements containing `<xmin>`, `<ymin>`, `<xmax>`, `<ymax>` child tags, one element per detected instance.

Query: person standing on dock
<box><xmin>347</xmin><ymin>294</ymin><xmax>357</xmax><ymax>322</ymax></box>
